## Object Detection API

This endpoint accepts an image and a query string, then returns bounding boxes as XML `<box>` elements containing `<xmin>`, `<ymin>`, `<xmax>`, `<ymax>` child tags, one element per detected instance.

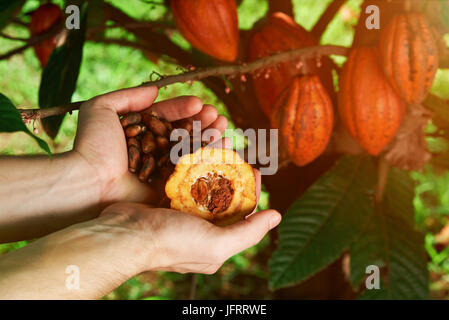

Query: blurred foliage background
<box><xmin>0</xmin><ymin>0</ymin><xmax>448</xmax><ymax>299</ymax></box>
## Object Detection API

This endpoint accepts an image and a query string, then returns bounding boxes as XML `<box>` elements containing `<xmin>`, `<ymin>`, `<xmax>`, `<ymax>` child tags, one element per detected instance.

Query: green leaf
<box><xmin>0</xmin><ymin>0</ymin><xmax>24</xmax><ymax>31</ymax></box>
<box><xmin>38</xmin><ymin>2</ymin><xmax>88</xmax><ymax>139</ymax></box>
<box><xmin>427</xmin><ymin>137</ymin><xmax>449</xmax><ymax>154</ymax></box>
<box><xmin>350</xmin><ymin>168</ymin><xmax>428</xmax><ymax>300</ymax></box>
<box><xmin>269</xmin><ymin>156</ymin><xmax>377</xmax><ymax>290</ymax></box>
<box><xmin>141</xmin><ymin>296</ymin><xmax>170</xmax><ymax>300</ymax></box>
<box><xmin>0</xmin><ymin>93</ymin><xmax>51</xmax><ymax>156</ymax></box>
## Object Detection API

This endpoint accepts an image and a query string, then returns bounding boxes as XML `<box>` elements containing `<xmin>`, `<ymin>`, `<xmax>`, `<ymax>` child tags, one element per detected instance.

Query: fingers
<box><xmin>191</xmin><ymin>105</ymin><xmax>218</xmax><ymax>129</ymax></box>
<box><xmin>86</xmin><ymin>88</ymin><xmax>228</xmax><ymax>138</ymax></box>
<box><xmin>207</xmin><ymin>116</ymin><xmax>228</xmax><ymax>136</ymax></box>
<box><xmin>150</xmin><ymin>99</ymin><xmax>227</xmax><ymax>139</ymax></box>
<box><xmin>207</xmin><ymin>137</ymin><xmax>233</xmax><ymax>149</ymax></box>
<box><xmin>150</xmin><ymin>96</ymin><xmax>203</xmax><ymax>121</ymax></box>
<box><xmin>217</xmin><ymin>210</ymin><xmax>281</xmax><ymax>258</ymax></box>
<box><xmin>253</xmin><ymin>169</ymin><xmax>261</xmax><ymax>212</ymax></box>
<box><xmin>90</xmin><ymin>86</ymin><xmax>159</xmax><ymax>114</ymax></box>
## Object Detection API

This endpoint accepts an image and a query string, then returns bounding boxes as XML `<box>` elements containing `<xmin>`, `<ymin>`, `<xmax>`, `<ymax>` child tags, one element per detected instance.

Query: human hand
<box><xmin>100</xmin><ymin>201</ymin><xmax>281</xmax><ymax>274</ymax></box>
<box><xmin>73</xmin><ymin>86</ymin><xmax>228</xmax><ymax>207</ymax></box>
<box><xmin>0</xmin><ymin>197</ymin><xmax>280</xmax><ymax>299</ymax></box>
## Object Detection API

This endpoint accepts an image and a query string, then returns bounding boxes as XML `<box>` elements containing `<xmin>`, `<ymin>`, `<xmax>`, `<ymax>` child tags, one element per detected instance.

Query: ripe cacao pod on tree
<box><xmin>171</xmin><ymin>0</ymin><xmax>239</xmax><ymax>62</ymax></box>
<box><xmin>380</xmin><ymin>12</ymin><xmax>439</xmax><ymax>104</ymax></box>
<box><xmin>248</xmin><ymin>12</ymin><xmax>333</xmax><ymax>117</ymax></box>
<box><xmin>271</xmin><ymin>75</ymin><xmax>334</xmax><ymax>167</ymax></box>
<box><xmin>29</xmin><ymin>3</ymin><xmax>63</xmax><ymax>67</ymax></box>
<box><xmin>338</xmin><ymin>48</ymin><xmax>406</xmax><ymax>156</ymax></box>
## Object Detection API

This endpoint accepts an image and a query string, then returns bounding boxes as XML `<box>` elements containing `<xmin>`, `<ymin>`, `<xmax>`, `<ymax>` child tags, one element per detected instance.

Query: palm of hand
<box><xmin>73</xmin><ymin>86</ymin><xmax>228</xmax><ymax>207</ymax></box>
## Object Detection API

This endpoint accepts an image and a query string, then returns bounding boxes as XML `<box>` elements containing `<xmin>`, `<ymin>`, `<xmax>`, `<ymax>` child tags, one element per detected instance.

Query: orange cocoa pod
<box><xmin>338</xmin><ymin>48</ymin><xmax>406</xmax><ymax>156</ymax></box>
<box><xmin>171</xmin><ymin>0</ymin><xmax>239</xmax><ymax>62</ymax></box>
<box><xmin>29</xmin><ymin>4</ymin><xmax>63</xmax><ymax>67</ymax></box>
<box><xmin>271</xmin><ymin>75</ymin><xmax>334</xmax><ymax>167</ymax></box>
<box><xmin>248</xmin><ymin>12</ymin><xmax>333</xmax><ymax>117</ymax></box>
<box><xmin>380</xmin><ymin>13</ymin><xmax>439</xmax><ymax>105</ymax></box>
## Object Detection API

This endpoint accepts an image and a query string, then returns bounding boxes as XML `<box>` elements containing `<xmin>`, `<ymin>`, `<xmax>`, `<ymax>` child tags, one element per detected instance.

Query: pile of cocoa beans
<box><xmin>120</xmin><ymin>110</ymin><xmax>179</xmax><ymax>184</ymax></box>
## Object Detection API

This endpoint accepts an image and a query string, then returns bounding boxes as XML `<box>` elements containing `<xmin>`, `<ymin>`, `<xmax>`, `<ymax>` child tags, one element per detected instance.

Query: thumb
<box><xmin>218</xmin><ymin>210</ymin><xmax>281</xmax><ymax>258</ymax></box>
<box><xmin>87</xmin><ymin>86</ymin><xmax>159</xmax><ymax>114</ymax></box>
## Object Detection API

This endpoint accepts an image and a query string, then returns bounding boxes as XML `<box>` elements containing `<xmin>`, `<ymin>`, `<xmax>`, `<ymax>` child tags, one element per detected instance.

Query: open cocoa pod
<box><xmin>165</xmin><ymin>147</ymin><xmax>257</xmax><ymax>226</ymax></box>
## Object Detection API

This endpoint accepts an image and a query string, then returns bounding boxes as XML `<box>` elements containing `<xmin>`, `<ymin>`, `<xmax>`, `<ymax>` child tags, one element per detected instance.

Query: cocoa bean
<box><xmin>120</xmin><ymin>112</ymin><xmax>142</xmax><ymax>127</ymax></box>
<box><xmin>160</xmin><ymin>164</ymin><xmax>175</xmax><ymax>180</ymax></box>
<box><xmin>138</xmin><ymin>155</ymin><xmax>156</xmax><ymax>182</ymax></box>
<box><xmin>157</xmin><ymin>153</ymin><xmax>170</xmax><ymax>168</ymax></box>
<box><xmin>156</xmin><ymin>136</ymin><xmax>169</xmax><ymax>150</ymax></box>
<box><xmin>174</xmin><ymin>119</ymin><xmax>193</xmax><ymax>133</ymax></box>
<box><xmin>127</xmin><ymin>137</ymin><xmax>141</xmax><ymax>149</ymax></box>
<box><xmin>128</xmin><ymin>146</ymin><xmax>141</xmax><ymax>173</ymax></box>
<box><xmin>144</xmin><ymin>115</ymin><xmax>167</xmax><ymax>137</ymax></box>
<box><xmin>141</xmin><ymin>131</ymin><xmax>156</xmax><ymax>154</ymax></box>
<box><xmin>125</xmin><ymin>124</ymin><xmax>143</xmax><ymax>137</ymax></box>
<box><xmin>162</xmin><ymin>119</ymin><xmax>173</xmax><ymax>132</ymax></box>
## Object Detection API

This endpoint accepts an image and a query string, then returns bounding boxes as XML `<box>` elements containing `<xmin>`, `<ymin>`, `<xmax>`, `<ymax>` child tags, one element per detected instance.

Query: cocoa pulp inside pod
<box><xmin>191</xmin><ymin>173</ymin><xmax>234</xmax><ymax>214</ymax></box>
<box><xmin>165</xmin><ymin>147</ymin><xmax>257</xmax><ymax>226</ymax></box>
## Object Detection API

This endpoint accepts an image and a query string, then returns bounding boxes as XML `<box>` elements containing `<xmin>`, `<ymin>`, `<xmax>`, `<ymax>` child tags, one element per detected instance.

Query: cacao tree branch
<box><xmin>87</xmin><ymin>35</ymin><xmax>171</xmax><ymax>63</ymax></box>
<box><xmin>103</xmin><ymin>2</ymin><xmax>254</xmax><ymax>130</ymax></box>
<box><xmin>20</xmin><ymin>102</ymin><xmax>83</xmax><ymax>122</ymax></box>
<box><xmin>104</xmin><ymin>2</ymin><xmax>189</xmax><ymax>64</ymax></box>
<box><xmin>11</xmin><ymin>18</ymin><xmax>28</xmax><ymax>28</ymax></box>
<box><xmin>17</xmin><ymin>45</ymin><xmax>348</xmax><ymax>120</ymax></box>
<box><xmin>0</xmin><ymin>20</ymin><xmax>64</xmax><ymax>61</ymax></box>
<box><xmin>88</xmin><ymin>21</ymin><xmax>176</xmax><ymax>33</ymax></box>
<box><xmin>88</xmin><ymin>37</ymin><xmax>152</xmax><ymax>51</ymax></box>
<box><xmin>311</xmin><ymin>0</ymin><xmax>346</xmax><ymax>38</ymax></box>
<box><xmin>0</xmin><ymin>32</ymin><xmax>29</xmax><ymax>41</ymax></box>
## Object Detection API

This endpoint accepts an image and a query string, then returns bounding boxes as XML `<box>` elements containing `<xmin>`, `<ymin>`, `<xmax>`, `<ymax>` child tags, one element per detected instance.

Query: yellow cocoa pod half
<box><xmin>165</xmin><ymin>147</ymin><xmax>257</xmax><ymax>226</ymax></box>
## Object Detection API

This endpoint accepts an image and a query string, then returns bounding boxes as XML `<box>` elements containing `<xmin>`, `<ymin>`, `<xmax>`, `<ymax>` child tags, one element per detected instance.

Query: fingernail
<box><xmin>269</xmin><ymin>213</ymin><xmax>281</xmax><ymax>229</ymax></box>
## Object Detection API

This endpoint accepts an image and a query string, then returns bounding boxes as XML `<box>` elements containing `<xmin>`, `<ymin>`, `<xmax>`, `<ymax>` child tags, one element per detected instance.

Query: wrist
<box><xmin>85</xmin><ymin>212</ymin><xmax>149</xmax><ymax>280</ymax></box>
<box><xmin>66</xmin><ymin>150</ymin><xmax>105</xmax><ymax>208</ymax></box>
<box><xmin>0</xmin><ymin>213</ymin><xmax>146</xmax><ymax>299</ymax></box>
<box><xmin>98</xmin><ymin>204</ymin><xmax>160</xmax><ymax>274</ymax></box>
<box><xmin>0</xmin><ymin>152</ymin><xmax>104</xmax><ymax>242</ymax></box>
